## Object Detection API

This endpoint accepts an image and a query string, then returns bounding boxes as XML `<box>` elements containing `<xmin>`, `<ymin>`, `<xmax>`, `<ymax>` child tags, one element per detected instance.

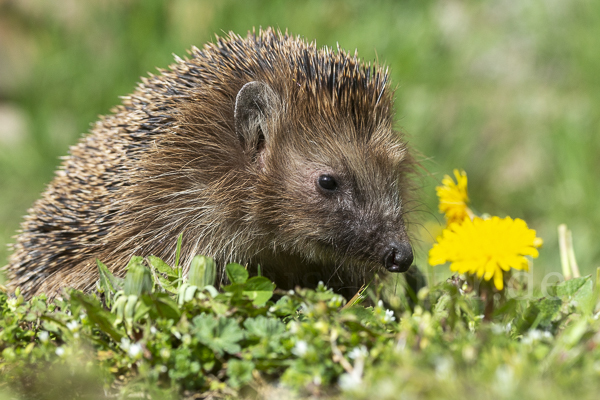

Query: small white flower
<box><xmin>38</xmin><ymin>331</ymin><xmax>49</xmax><ymax>344</ymax></box>
<box><xmin>328</xmin><ymin>295</ymin><xmax>344</xmax><ymax>308</ymax></box>
<box><xmin>160</xmin><ymin>348</ymin><xmax>171</xmax><ymax>360</ymax></box>
<box><xmin>339</xmin><ymin>371</ymin><xmax>362</xmax><ymax>391</ymax></box>
<box><xmin>348</xmin><ymin>346</ymin><xmax>368</xmax><ymax>360</ymax></box>
<box><xmin>382</xmin><ymin>309</ymin><xmax>396</xmax><ymax>323</ymax></box>
<box><xmin>340</xmin><ymin>347</ymin><xmax>366</xmax><ymax>391</ymax></box>
<box><xmin>128</xmin><ymin>343</ymin><xmax>143</xmax><ymax>359</ymax></box>
<box><xmin>182</xmin><ymin>334</ymin><xmax>192</xmax><ymax>345</ymax></box>
<box><xmin>55</xmin><ymin>347</ymin><xmax>65</xmax><ymax>357</ymax></box>
<box><xmin>313</xmin><ymin>375</ymin><xmax>322</xmax><ymax>386</ymax></box>
<box><xmin>522</xmin><ymin>329</ymin><xmax>546</xmax><ymax>345</ymax></box>
<box><xmin>543</xmin><ymin>331</ymin><xmax>553</xmax><ymax>339</ymax></box>
<box><xmin>529</xmin><ymin>329</ymin><xmax>542</xmax><ymax>341</ymax></box>
<box><xmin>293</xmin><ymin>340</ymin><xmax>308</xmax><ymax>357</ymax></box>
<box><xmin>150</xmin><ymin>326</ymin><xmax>157</xmax><ymax>335</ymax></box>
<box><xmin>120</xmin><ymin>337</ymin><xmax>131</xmax><ymax>351</ymax></box>
<box><xmin>170</xmin><ymin>328</ymin><xmax>181</xmax><ymax>339</ymax></box>
<box><xmin>66</xmin><ymin>320</ymin><xmax>80</xmax><ymax>333</ymax></box>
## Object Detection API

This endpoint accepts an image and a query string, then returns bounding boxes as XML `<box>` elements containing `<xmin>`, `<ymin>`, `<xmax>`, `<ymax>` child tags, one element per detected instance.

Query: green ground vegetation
<box><xmin>1</xmin><ymin>249</ymin><xmax>600</xmax><ymax>399</ymax></box>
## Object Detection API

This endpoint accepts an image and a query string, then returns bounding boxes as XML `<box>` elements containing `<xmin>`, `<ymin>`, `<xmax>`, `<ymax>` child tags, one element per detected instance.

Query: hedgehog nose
<box><xmin>383</xmin><ymin>241</ymin><xmax>413</xmax><ymax>273</ymax></box>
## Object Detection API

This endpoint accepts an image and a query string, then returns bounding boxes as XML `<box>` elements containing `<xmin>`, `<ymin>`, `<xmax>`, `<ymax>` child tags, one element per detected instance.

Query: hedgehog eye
<box><xmin>317</xmin><ymin>174</ymin><xmax>338</xmax><ymax>192</ymax></box>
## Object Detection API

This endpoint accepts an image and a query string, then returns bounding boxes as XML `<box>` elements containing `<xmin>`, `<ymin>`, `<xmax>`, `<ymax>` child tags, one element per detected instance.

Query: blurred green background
<box><xmin>0</xmin><ymin>0</ymin><xmax>598</xmax><ymax>282</ymax></box>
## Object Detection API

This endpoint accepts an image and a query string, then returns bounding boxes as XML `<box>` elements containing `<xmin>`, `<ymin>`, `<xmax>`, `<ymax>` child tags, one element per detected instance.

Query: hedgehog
<box><xmin>4</xmin><ymin>28</ymin><xmax>415</xmax><ymax>300</ymax></box>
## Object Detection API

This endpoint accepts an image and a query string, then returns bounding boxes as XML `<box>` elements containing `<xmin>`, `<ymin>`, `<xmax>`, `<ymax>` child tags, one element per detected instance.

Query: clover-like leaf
<box><xmin>226</xmin><ymin>263</ymin><xmax>249</xmax><ymax>284</ymax></box>
<box><xmin>227</xmin><ymin>359</ymin><xmax>255</xmax><ymax>388</ymax></box>
<box><xmin>192</xmin><ymin>313</ymin><xmax>244</xmax><ymax>356</ymax></box>
<box><xmin>243</xmin><ymin>315</ymin><xmax>285</xmax><ymax>339</ymax></box>
<box><xmin>243</xmin><ymin>276</ymin><xmax>275</xmax><ymax>306</ymax></box>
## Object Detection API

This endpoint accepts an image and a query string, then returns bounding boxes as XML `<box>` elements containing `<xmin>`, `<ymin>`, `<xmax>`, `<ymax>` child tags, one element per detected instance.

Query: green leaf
<box><xmin>188</xmin><ymin>255</ymin><xmax>217</xmax><ymax>287</ymax></box>
<box><xmin>148</xmin><ymin>255</ymin><xmax>177</xmax><ymax>278</ymax></box>
<box><xmin>549</xmin><ymin>275</ymin><xmax>595</xmax><ymax>314</ymax></box>
<box><xmin>140</xmin><ymin>293</ymin><xmax>181</xmax><ymax>321</ymax></box>
<box><xmin>182</xmin><ymin>284</ymin><xmax>198</xmax><ymax>304</ymax></box>
<box><xmin>96</xmin><ymin>259</ymin><xmax>124</xmax><ymax>295</ymax></box>
<box><xmin>549</xmin><ymin>276</ymin><xmax>591</xmax><ymax>298</ymax></box>
<box><xmin>341</xmin><ymin>305</ymin><xmax>377</xmax><ymax>322</ymax></box>
<box><xmin>535</xmin><ymin>297</ymin><xmax>563</xmax><ymax>327</ymax></box>
<box><xmin>244</xmin><ymin>276</ymin><xmax>275</xmax><ymax>292</ymax></box>
<box><xmin>243</xmin><ymin>316</ymin><xmax>285</xmax><ymax>339</ymax></box>
<box><xmin>154</xmin><ymin>273</ymin><xmax>179</xmax><ymax>294</ymax></box>
<box><xmin>69</xmin><ymin>291</ymin><xmax>124</xmax><ymax>342</ymax></box>
<box><xmin>204</xmin><ymin>285</ymin><xmax>219</xmax><ymax>298</ymax></box>
<box><xmin>226</xmin><ymin>263</ymin><xmax>249</xmax><ymax>284</ymax></box>
<box><xmin>242</xmin><ymin>276</ymin><xmax>275</xmax><ymax>306</ymax></box>
<box><xmin>175</xmin><ymin>233</ymin><xmax>183</xmax><ymax>269</ymax></box>
<box><xmin>122</xmin><ymin>295</ymin><xmax>139</xmax><ymax>330</ymax></box>
<box><xmin>245</xmin><ymin>292</ymin><xmax>273</xmax><ymax>307</ymax></box>
<box><xmin>516</xmin><ymin>297</ymin><xmax>563</xmax><ymax>333</ymax></box>
<box><xmin>124</xmin><ymin>257</ymin><xmax>153</xmax><ymax>296</ymax></box>
<box><xmin>269</xmin><ymin>295</ymin><xmax>300</xmax><ymax>316</ymax></box>
<box><xmin>192</xmin><ymin>313</ymin><xmax>244</xmax><ymax>356</ymax></box>
<box><xmin>227</xmin><ymin>359</ymin><xmax>255</xmax><ymax>389</ymax></box>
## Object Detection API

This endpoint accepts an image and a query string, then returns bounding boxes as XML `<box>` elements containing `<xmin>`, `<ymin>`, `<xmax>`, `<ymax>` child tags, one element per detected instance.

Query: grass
<box><xmin>1</xmin><ymin>248</ymin><xmax>600</xmax><ymax>399</ymax></box>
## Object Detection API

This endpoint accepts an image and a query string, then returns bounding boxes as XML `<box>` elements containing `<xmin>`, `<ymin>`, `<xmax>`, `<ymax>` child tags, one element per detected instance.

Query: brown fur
<box><xmin>4</xmin><ymin>28</ymin><xmax>415</xmax><ymax>299</ymax></box>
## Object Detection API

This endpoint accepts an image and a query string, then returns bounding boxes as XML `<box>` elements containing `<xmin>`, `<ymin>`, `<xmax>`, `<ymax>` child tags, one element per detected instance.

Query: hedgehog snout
<box><xmin>382</xmin><ymin>240</ymin><xmax>413</xmax><ymax>273</ymax></box>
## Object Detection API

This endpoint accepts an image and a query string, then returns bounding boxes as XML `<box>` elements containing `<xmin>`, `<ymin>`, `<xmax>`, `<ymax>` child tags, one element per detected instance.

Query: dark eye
<box><xmin>317</xmin><ymin>174</ymin><xmax>338</xmax><ymax>192</ymax></box>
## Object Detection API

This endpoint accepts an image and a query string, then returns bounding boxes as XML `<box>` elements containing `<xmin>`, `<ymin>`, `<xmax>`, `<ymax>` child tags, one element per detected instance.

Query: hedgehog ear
<box><xmin>234</xmin><ymin>81</ymin><xmax>277</xmax><ymax>156</ymax></box>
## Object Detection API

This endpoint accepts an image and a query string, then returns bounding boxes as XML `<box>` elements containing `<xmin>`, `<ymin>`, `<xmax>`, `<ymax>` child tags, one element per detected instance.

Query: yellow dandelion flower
<box><xmin>428</xmin><ymin>216</ymin><xmax>542</xmax><ymax>290</ymax></box>
<box><xmin>436</xmin><ymin>169</ymin><xmax>472</xmax><ymax>224</ymax></box>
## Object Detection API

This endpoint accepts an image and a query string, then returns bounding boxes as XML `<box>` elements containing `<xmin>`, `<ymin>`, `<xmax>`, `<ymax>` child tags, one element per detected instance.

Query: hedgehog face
<box><xmin>276</xmin><ymin>130</ymin><xmax>414</xmax><ymax>275</ymax></box>
<box><xmin>234</xmin><ymin>80</ymin><xmax>413</xmax><ymax>276</ymax></box>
